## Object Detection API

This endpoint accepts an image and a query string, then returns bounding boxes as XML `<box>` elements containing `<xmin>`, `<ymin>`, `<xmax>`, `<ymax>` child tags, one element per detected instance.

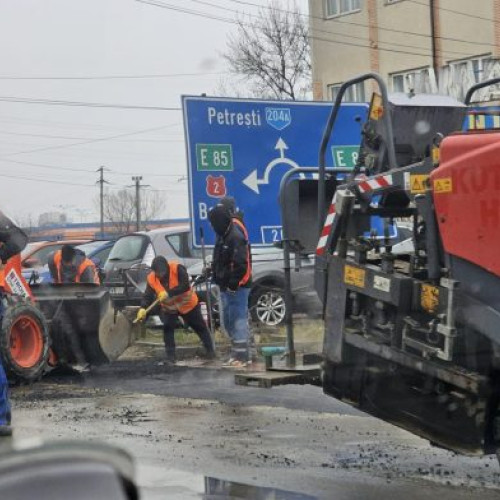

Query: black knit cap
<box><xmin>219</xmin><ymin>196</ymin><xmax>236</xmax><ymax>215</ymax></box>
<box><xmin>151</xmin><ymin>255</ymin><xmax>169</xmax><ymax>276</ymax></box>
<box><xmin>208</xmin><ymin>204</ymin><xmax>231</xmax><ymax>236</ymax></box>
<box><xmin>61</xmin><ymin>244</ymin><xmax>76</xmax><ymax>263</ymax></box>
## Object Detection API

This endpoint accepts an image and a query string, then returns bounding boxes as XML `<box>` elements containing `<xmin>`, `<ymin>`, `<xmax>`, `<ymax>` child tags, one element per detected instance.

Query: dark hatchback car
<box><xmin>189</xmin><ymin>247</ymin><xmax>321</xmax><ymax>328</ymax></box>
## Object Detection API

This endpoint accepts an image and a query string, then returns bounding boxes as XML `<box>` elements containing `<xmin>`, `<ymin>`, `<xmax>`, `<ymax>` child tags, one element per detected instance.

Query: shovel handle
<box><xmin>133</xmin><ymin>296</ymin><xmax>161</xmax><ymax>324</ymax></box>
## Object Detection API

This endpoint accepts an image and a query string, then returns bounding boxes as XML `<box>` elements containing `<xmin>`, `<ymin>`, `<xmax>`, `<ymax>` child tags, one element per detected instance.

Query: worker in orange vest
<box><xmin>136</xmin><ymin>256</ymin><xmax>215</xmax><ymax>364</ymax></box>
<box><xmin>0</xmin><ymin>210</ymin><xmax>28</xmax><ymax>436</ymax></box>
<box><xmin>48</xmin><ymin>245</ymin><xmax>100</xmax><ymax>284</ymax></box>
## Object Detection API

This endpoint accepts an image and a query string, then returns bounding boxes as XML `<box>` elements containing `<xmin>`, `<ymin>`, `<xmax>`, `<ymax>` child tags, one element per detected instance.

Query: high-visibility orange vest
<box><xmin>233</xmin><ymin>217</ymin><xmax>248</xmax><ymax>240</ymax></box>
<box><xmin>232</xmin><ymin>218</ymin><xmax>251</xmax><ymax>287</ymax></box>
<box><xmin>146</xmin><ymin>261</ymin><xmax>198</xmax><ymax>315</ymax></box>
<box><xmin>53</xmin><ymin>250</ymin><xmax>99</xmax><ymax>284</ymax></box>
<box><xmin>0</xmin><ymin>267</ymin><xmax>4</xmax><ymax>288</ymax></box>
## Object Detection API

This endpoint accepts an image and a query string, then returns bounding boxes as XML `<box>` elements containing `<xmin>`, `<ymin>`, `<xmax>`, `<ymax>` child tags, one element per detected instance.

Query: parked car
<box><xmin>188</xmin><ymin>222</ymin><xmax>416</xmax><ymax>328</ymax></box>
<box><xmin>188</xmin><ymin>247</ymin><xmax>321</xmax><ymax>328</ymax></box>
<box><xmin>22</xmin><ymin>239</ymin><xmax>89</xmax><ymax>269</ymax></box>
<box><xmin>23</xmin><ymin>240</ymin><xmax>114</xmax><ymax>284</ymax></box>
<box><xmin>103</xmin><ymin>226</ymin><xmax>202</xmax><ymax>310</ymax></box>
<box><xmin>21</xmin><ymin>239</ymin><xmax>90</xmax><ymax>283</ymax></box>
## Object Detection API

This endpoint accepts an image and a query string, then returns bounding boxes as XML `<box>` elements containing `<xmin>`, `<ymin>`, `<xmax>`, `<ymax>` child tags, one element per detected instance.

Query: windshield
<box><xmin>76</xmin><ymin>241</ymin><xmax>109</xmax><ymax>256</ymax></box>
<box><xmin>107</xmin><ymin>235</ymin><xmax>147</xmax><ymax>261</ymax></box>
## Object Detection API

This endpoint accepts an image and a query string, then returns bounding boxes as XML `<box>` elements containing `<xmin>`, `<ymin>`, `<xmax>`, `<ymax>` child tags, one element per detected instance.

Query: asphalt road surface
<box><xmin>10</xmin><ymin>345</ymin><xmax>500</xmax><ymax>499</ymax></box>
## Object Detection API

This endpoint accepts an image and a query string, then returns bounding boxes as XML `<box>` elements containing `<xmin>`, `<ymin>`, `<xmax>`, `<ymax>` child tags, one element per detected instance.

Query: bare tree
<box><xmin>224</xmin><ymin>1</ymin><xmax>311</xmax><ymax>100</ymax></box>
<box><xmin>99</xmin><ymin>189</ymin><xmax>166</xmax><ymax>235</ymax></box>
<box><xmin>141</xmin><ymin>189</ymin><xmax>167</xmax><ymax>230</ymax></box>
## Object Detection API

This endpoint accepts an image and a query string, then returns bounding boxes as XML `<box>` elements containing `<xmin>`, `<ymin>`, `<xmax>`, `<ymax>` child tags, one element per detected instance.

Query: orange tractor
<box><xmin>1</xmin><ymin>254</ymin><xmax>132</xmax><ymax>383</ymax></box>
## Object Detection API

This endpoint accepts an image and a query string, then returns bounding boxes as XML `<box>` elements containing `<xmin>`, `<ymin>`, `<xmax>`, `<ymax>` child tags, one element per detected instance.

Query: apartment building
<box><xmin>309</xmin><ymin>0</ymin><xmax>500</xmax><ymax>102</ymax></box>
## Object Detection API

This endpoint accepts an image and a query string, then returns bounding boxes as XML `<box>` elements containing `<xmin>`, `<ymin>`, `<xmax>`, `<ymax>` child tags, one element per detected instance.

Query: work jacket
<box><xmin>144</xmin><ymin>261</ymin><xmax>198</xmax><ymax>315</ymax></box>
<box><xmin>212</xmin><ymin>223</ymin><xmax>251</xmax><ymax>291</ymax></box>
<box><xmin>48</xmin><ymin>249</ymin><xmax>99</xmax><ymax>284</ymax></box>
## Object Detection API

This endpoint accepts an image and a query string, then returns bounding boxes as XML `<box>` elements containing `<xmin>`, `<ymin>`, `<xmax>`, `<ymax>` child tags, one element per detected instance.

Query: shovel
<box><xmin>132</xmin><ymin>296</ymin><xmax>162</xmax><ymax>324</ymax></box>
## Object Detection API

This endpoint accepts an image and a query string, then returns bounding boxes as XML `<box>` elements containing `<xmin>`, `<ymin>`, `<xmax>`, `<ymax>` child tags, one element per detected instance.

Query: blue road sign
<box><xmin>182</xmin><ymin>96</ymin><xmax>368</xmax><ymax>247</ymax></box>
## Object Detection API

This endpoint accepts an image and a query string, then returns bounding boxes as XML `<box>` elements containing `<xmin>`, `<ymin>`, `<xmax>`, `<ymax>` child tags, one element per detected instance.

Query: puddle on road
<box><xmin>138</xmin><ymin>465</ymin><xmax>316</xmax><ymax>499</ymax></box>
<box><xmin>203</xmin><ymin>477</ymin><xmax>317</xmax><ymax>499</ymax></box>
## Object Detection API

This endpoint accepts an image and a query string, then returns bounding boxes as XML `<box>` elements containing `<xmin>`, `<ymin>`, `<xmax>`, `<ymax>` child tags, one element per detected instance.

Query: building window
<box><xmin>328</xmin><ymin>82</ymin><xmax>366</xmax><ymax>102</ymax></box>
<box><xmin>390</xmin><ymin>67</ymin><xmax>435</xmax><ymax>93</ymax></box>
<box><xmin>449</xmin><ymin>55</ymin><xmax>492</xmax><ymax>84</ymax></box>
<box><xmin>325</xmin><ymin>0</ymin><xmax>361</xmax><ymax>18</ymax></box>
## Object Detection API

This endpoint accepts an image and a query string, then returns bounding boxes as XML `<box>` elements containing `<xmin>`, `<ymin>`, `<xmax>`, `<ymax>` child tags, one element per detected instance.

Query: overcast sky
<box><xmin>0</xmin><ymin>0</ymin><xmax>305</xmax><ymax>225</ymax></box>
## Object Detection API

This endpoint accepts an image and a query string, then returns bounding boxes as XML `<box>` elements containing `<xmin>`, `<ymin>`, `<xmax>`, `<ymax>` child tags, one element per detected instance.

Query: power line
<box><xmin>0</xmin><ymin>95</ymin><xmax>181</xmax><ymax>111</ymax></box>
<box><xmin>0</xmin><ymin>158</ymin><xmax>96</xmax><ymax>173</ymax></box>
<box><xmin>0</xmin><ymin>112</ymin><xmax>181</xmax><ymax>133</ymax></box>
<box><xmin>0</xmin><ymin>71</ymin><xmax>225</xmax><ymax>81</ymax></box>
<box><xmin>0</xmin><ymin>171</ymin><xmax>94</xmax><ymax>187</ymax></box>
<box><xmin>408</xmin><ymin>0</ymin><xmax>500</xmax><ymax>27</ymax></box>
<box><xmin>0</xmin><ymin>129</ymin><xmax>182</xmax><ymax>142</ymax></box>
<box><xmin>225</xmin><ymin>0</ymin><xmax>497</xmax><ymax>50</ymax></box>
<box><xmin>190</xmin><ymin>0</ymin><xmax>447</xmax><ymax>58</ymax></box>
<box><xmin>135</xmin><ymin>0</ymin><xmax>473</xmax><ymax>60</ymax></box>
<box><xmin>0</xmin><ymin>157</ymin><xmax>185</xmax><ymax>179</ymax></box>
<box><xmin>0</xmin><ymin>123</ymin><xmax>181</xmax><ymax>158</ymax></box>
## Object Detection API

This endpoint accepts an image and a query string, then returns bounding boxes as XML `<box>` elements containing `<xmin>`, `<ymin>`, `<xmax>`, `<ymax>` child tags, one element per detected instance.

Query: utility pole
<box><xmin>96</xmin><ymin>166</ymin><xmax>109</xmax><ymax>238</ymax></box>
<box><xmin>132</xmin><ymin>176</ymin><xmax>143</xmax><ymax>231</ymax></box>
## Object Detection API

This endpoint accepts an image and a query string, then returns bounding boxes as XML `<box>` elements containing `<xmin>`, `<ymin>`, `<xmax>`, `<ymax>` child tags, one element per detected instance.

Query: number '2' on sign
<box><xmin>261</xmin><ymin>226</ymin><xmax>283</xmax><ymax>244</ymax></box>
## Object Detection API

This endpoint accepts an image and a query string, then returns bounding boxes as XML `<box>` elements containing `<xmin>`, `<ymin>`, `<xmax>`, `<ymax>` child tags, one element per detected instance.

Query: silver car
<box><xmin>104</xmin><ymin>226</ymin><xmax>202</xmax><ymax>310</ymax></box>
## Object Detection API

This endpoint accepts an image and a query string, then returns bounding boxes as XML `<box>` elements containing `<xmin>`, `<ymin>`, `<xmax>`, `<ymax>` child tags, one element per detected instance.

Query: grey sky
<box><xmin>0</xmin><ymin>0</ymin><xmax>299</xmax><ymax>225</ymax></box>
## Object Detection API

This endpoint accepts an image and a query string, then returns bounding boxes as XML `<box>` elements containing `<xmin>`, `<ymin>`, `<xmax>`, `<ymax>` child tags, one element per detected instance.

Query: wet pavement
<box><xmin>10</xmin><ymin>345</ymin><xmax>500</xmax><ymax>499</ymax></box>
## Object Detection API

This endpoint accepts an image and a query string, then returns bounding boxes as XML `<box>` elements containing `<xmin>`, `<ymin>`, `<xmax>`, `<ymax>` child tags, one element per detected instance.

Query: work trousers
<box><xmin>220</xmin><ymin>287</ymin><xmax>250</xmax><ymax>362</ymax></box>
<box><xmin>161</xmin><ymin>304</ymin><xmax>214</xmax><ymax>361</ymax></box>
<box><xmin>0</xmin><ymin>293</ymin><xmax>10</xmax><ymax>427</ymax></box>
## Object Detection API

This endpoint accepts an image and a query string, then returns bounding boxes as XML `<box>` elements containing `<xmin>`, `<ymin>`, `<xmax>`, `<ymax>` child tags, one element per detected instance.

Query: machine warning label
<box><xmin>421</xmin><ymin>284</ymin><xmax>439</xmax><ymax>312</ymax></box>
<box><xmin>344</xmin><ymin>265</ymin><xmax>366</xmax><ymax>288</ymax></box>
<box><xmin>405</xmin><ymin>173</ymin><xmax>429</xmax><ymax>194</ymax></box>
<box><xmin>433</xmin><ymin>177</ymin><xmax>453</xmax><ymax>194</ymax></box>
<box><xmin>373</xmin><ymin>275</ymin><xmax>391</xmax><ymax>293</ymax></box>
<box><xmin>5</xmin><ymin>269</ymin><xmax>29</xmax><ymax>298</ymax></box>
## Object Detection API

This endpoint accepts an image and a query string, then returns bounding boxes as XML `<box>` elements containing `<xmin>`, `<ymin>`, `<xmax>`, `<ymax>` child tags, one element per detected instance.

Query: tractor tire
<box><xmin>1</xmin><ymin>296</ymin><xmax>50</xmax><ymax>383</ymax></box>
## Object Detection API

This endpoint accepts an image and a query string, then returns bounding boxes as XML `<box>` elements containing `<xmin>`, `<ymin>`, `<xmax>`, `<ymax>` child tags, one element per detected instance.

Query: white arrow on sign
<box><xmin>242</xmin><ymin>137</ymin><xmax>299</xmax><ymax>194</ymax></box>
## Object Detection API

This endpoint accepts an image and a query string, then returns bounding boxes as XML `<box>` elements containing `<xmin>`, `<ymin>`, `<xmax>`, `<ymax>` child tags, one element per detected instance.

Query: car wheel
<box><xmin>250</xmin><ymin>286</ymin><xmax>286</xmax><ymax>327</ymax></box>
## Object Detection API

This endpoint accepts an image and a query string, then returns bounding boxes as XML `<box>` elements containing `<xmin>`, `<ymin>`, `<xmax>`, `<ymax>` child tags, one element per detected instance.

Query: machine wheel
<box><xmin>250</xmin><ymin>285</ymin><xmax>286</xmax><ymax>327</ymax></box>
<box><xmin>1</xmin><ymin>297</ymin><xmax>50</xmax><ymax>383</ymax></box>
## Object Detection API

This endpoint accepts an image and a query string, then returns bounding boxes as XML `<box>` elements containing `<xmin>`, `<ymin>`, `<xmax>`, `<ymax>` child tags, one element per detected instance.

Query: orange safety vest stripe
<box><xmin>53</xmin><ymin>250</ymin><xmax>99</xmax><ymax>284</ymax></box>
<box><xmin>76</xmin><ymin>258</ymin><xmax>99</xmax><ymax>284</ymax></box>
<box><xmin>233</xmin><ymin>218</ymin><xmax>251</xmax><ymax>287</ymax></box>
<box><xmin>233</xmin><ymin>217</ymin><xmax>248</xmax><ymax>240</ymax></box>
<box><xmin>146</xmin><ymin>261</ymin><xmax>198</xmax><ymax>314</ymax></box>
<box><xmin>0</xmin><ymin>268</ymin><xmax>4</xmax><ymax>288</ymax></box>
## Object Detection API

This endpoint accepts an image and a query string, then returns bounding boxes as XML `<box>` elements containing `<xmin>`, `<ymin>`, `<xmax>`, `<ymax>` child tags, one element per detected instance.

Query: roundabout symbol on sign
<box><xmin>242</xmin><ymin>137</ymin><xmax>299</xmax><ymax>194</ymax></box>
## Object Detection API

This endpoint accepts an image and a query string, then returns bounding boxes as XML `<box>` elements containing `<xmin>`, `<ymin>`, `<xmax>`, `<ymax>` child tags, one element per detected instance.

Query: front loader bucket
<box><xmin>30</xmin><ymin>284</ymin><xmax>133</xmax><ymax>366</ymax></box>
